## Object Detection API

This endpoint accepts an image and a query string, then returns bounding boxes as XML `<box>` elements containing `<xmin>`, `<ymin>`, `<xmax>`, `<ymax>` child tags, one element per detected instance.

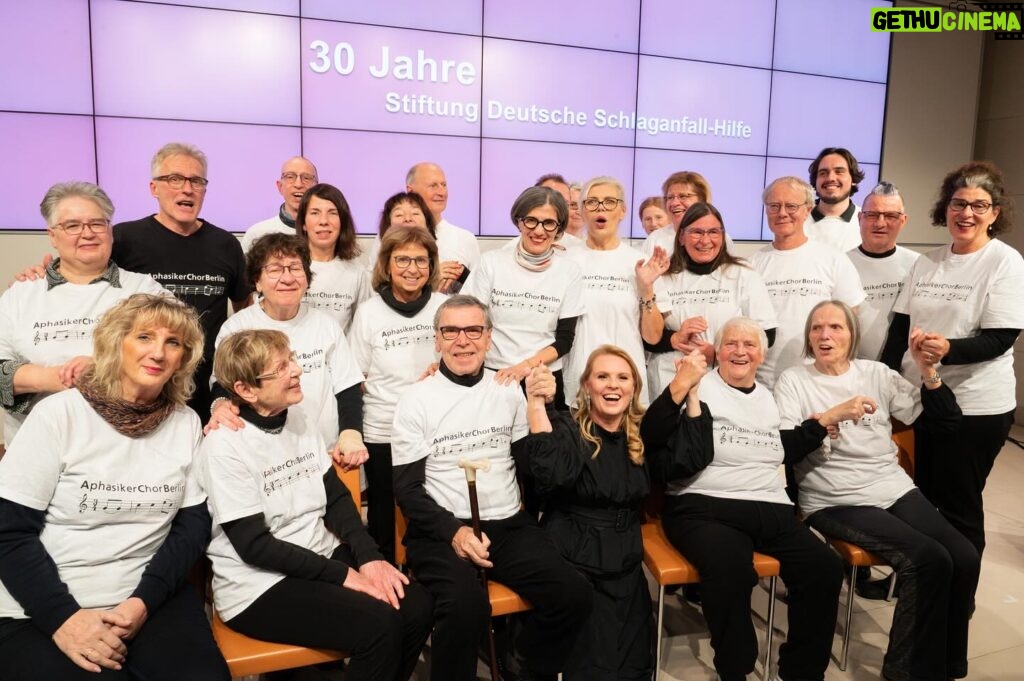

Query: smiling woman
<box><xmin>881</xmin><ymin>160</ymin><xmax>1024</xmax><ymax>561</ymax></box>
<box><xmin>295</xmin><ymin>183</ymin><xmax>369</xmax><ymax>332</ymax></box>
<box><xmin>349</xmin><ymin>226</ymin><xmax>445</xmax><ymax>561</ymax></box>
<box><xmin>0</xmin><ymin>182</ymin><xmax>165</xmax><ymax>447</ymax></box>
<box><xmin>642</xmin><ymin>202</ymin><xmax>776</xmax><ymax>400</ymax></box>
<box><xmin>462</xmin><ymin>186</ymin><xmax>584</xmax><ymax>409</ymax></box>
<box><xmin>524</xmin><ymin>346</ymin><xmax>654</xmax><ymax>679</ymax></box>
<box><xmin>0</xmin><ymin>293</ymin><xmax>230</xmax><ymax>681</ymax></box>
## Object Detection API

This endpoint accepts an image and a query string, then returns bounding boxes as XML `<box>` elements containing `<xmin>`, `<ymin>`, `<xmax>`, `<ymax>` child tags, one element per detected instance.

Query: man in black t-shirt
<box><xmin>112</xmin><ymin>143</ymin><xmax>251</xmax><ymax>419</ymax></box>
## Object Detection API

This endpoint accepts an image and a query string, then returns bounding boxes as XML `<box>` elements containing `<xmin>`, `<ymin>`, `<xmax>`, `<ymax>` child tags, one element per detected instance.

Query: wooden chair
<box><xmin>824</xmin><ymin>425</ymin><xmax>913</xmax><ymax>671</ymax></box>
<box><xmin>641</xmin><ymin>519</ymin><xmax>781</xmax><ymax>681</ymax></box>
<box><xmin>394</xmin><ymin>507</ymin><xmax>531</xmax><ymax>617</ymax></box>
<box><xmin>209</xmin><ymin>463</ymin><xmax>360</xmax><ymax>678</ymax></box>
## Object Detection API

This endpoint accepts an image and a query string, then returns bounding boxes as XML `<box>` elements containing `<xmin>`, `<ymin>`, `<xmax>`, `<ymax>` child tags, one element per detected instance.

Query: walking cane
<box><xmin>458</xmin><ymin>458</ymin><xmax>502</xmax><ymax>681</ymax></box>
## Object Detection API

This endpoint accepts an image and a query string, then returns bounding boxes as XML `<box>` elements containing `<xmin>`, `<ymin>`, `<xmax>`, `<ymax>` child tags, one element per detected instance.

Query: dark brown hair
<box><xmin>667</xmin><ymin>202</ymin><xmax>747</xmax><ymax>275</ymax></box>
<box><xmin>296</xmin><ymin>183</ymin><xmax>360</xmax><ymax>261</ymax></box>
<box><xmin>930</xmin><ymin>160</ymin><xmax>1013</xmax><ymax>236</ymax></box>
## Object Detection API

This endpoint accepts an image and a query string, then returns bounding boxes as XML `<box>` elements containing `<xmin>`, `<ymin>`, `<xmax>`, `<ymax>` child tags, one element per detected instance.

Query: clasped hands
<box><xmin>53</xmin><ymin>597</ymin><xmax>148</xmax><ymax>673</ymax></box>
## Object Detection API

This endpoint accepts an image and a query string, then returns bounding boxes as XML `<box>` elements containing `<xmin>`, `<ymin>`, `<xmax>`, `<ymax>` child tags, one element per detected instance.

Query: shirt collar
<box><xmin>45</xmin><ymin>258</ymin><xmax>121</xmax><ymax>291</ymax></box>
<box><xmin>810</xmin><ymin>200</ymin><xmax>857</xmax><ymax>223</ymax></box>
<box><xmin>278</xmin><ymin>203</ymin><xmax>296</xmax><ymax>229</ymax></box>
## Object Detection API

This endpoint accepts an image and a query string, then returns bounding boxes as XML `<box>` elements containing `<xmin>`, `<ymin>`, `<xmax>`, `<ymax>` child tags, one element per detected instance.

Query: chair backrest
<box><xmin>891</xmin><ymin>422</ymin><xmax>915</xmax><ymax>478</ymax></box>
<box><xmin>395</xmin><ymin>505</ymin><xmax>408</xmax><ymax>567</ymax></box>
<box><xmin>334</xmin><ymin>463</ymin><xmax>361</xmax><ymax>509</ymax></box>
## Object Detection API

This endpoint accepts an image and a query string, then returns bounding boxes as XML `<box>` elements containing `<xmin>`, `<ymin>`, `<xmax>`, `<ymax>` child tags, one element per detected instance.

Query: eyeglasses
<box><xmin>52</xmin><ymin>219</ymin><xmax>110</xmax><ymax>235</ymax></box>
<box><xmin>281</xmin><ymin>172</ymin><xmax>317</xmax><ymax>185</ymax></box>
<box><xmin>262</xmin><ymin>263</ymin><xmax>307</xmax><ymax>279</ymax></box>
<box><xmin>518</xmin><ymin>216</ymin><xmax>560</xmax><ymax>232</ymax></box>
<box><xmin>255</xmin><ymin>353</ymin><xmax>299</xmax><ymax>381</ymax></box>
<box><xmin>393</xmin><ymin>255</ymin><xmax>430</xmax><ymax>269</ymax></box>
<box><xmin>664</xmin><ymin>192</ymin><xmax>698</xmax><ymax>203</ymax></box>
<box><xmin>583</xmin><ymin>197</ymin><xmax>623</xmax><ymax>211</ymax></box>
<box><xmin>568</xmin><ymin>202</ymin><xmax>580</xmax><ymax>211</ymax></box>
<box><xmin>948</xmin><ymin>199</ymin><xmax>993</xmax><ymax>215</ymax></box>
<box><xmin>765</xmin><ymin>202</ymin><xmax>807</xmax><ymax>215</ymax></box>
<box><xmin>860</xmin><ymin>211</ymin><xmax>904</xmax><ymax>222</ymax></box>
<box><xmin>153</xmin><ymin>174</ymin><xmax>209</xmax><ymax>190</ymax></box>
<box><xmin>685</xmin><ymin>227</ymin><xmax>724</xmax><ymax>239</ymax></box>
<box><xmin>438</xmin><ymin>325</ymin><xmax>487</xmax><ymax>340</ymax></box>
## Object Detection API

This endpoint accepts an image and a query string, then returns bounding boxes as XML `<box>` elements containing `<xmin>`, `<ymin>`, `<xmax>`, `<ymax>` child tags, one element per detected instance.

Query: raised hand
<box><xmin>524</xmin><ymin>364</ymin><xmax>556</xmax><ymax>403</ymax></box>
<box><xmin>635</xmin><ymin>246</ymin><xmax>670</xmax><ymax>291</ymax></box>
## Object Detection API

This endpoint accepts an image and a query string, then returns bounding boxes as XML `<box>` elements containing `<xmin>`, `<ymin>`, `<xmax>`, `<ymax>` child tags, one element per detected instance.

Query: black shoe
<box><xmin>855</xmin><ymin>572</ymin><xmax>896</xmax><ymax>600</ymax></box>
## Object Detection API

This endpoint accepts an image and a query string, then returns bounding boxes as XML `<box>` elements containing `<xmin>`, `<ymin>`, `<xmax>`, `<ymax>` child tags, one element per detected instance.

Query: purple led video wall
<box><xmin>0</xmin><ymin>0</ymin><xmax>891</xmax><ymax>239</ymax></box>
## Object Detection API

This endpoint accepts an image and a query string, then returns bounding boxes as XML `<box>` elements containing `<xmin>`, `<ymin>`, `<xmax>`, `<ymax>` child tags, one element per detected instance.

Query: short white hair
<box><xmin>714</xmin><ymin>316</ymin><xmax>769</xmax><ymax>356</ymax></box>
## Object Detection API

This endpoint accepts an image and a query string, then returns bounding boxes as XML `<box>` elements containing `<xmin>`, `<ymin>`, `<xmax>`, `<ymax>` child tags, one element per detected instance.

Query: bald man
<box><xmin>241</xmin><ymin>156</ymin><xmax>319</xmax><ymax>253</ymax></box>
<box><xmin>406</xmin><ymin>162</ymin><xmax>480</xmax><ymax>292</ymax></box>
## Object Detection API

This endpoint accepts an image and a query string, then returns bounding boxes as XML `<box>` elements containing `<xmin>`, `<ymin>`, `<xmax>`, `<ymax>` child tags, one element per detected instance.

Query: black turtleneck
<box><xmin>438</xmin><ymin>359</ymin><xmax>484</xmax><ymax>387</ymax></box>
<box><xmin>378</xmin><ymin>284</ymin><xmax>432</xmax><ymax>318</ymax></box>
<box><xmin>238</xmin><ymin>402</ymin><xmax>287</xmax><ymax>434</ymax></box>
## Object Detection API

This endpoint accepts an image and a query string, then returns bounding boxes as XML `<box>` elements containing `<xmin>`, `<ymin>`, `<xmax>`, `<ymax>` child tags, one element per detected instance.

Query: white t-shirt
<box><xmin>436</xmin><ymin>218</ymin><xmax>481</xmax><ymax>271</ymax></box>
<box><xmin>348</xmin><ymin>293</ymin><xmax>446</xmax><ymax>442</ymax></box>
<box><xmin>640</xmin><ymin>225</ymin><xmax>677</xmax><ymax>260</ymax></box>
<box><xmin>893</xmin><ymin>239</ymin><xmax>1024</xmax><ymax>415</ymax></box>
<box><xmin>0</xmin><ymin>269</ymin><xmax>165</xmax><ymax>446</ymax></box>
<box><xmin>749</xmin><ymin>240</ymin><xmax>866</xmax><ymax>389</ymax></box>
<box><xmin>241</xmin><ymin>214</ymin><xmax>294</xmax><ymax>254</ymax></box>
<box><xmin>775</xmin><ymin>361</ymin><xmax>919</xmax><ymax>515</ymax></box>
<box><xmin>0</xmin><ymin>390</ymin><xmax>204</xmax><ymax>617</ymax></box>
<box><xmin>846</xmin><ymin>246</ymin><xmax>919</xmax><ymax>361</ymax></box>
<box><xmin>804</xmin><ymin>204</ymin><xmax>861</xmax><ymax>253</ymax></box>
<box><xmin>670</xmin><ymin>370</ymin><xmax>790</xmax><ymax>505</ymax></box>
<box><xmin>562</xmin><ymin>242</ymin><xmax>649</xmax><ymax>407</ymax></box>
<box><xmin>648</xmin><ymin>263</ymin><xmax>777</xmax><ymax>399</ymax></box>
<box><xmin>215</xmin><ymin>304</ymin><xmax>364</xmax><ymax>444</ymax></box>
<box><xmin>462</xmin><ymin>248</ymin><xmax>586</xmax><ymax>371</ymax></box>
<box><xmin>201</xmin><ymin>412</ymin><xmax>339</xmax><ymax>620</ymax></box>
<box><xmin>391</xmin><ymin>370</ymin><xmax>528</xmax><ymax>522</ymax></box>
<box><xmin>306</xmin><ymin>258</ymin><xmax>370</xmax><ymax>332</ymax></box>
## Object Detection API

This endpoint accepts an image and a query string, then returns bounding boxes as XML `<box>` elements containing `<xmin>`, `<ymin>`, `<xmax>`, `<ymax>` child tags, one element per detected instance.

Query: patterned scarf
<box><xmin>78</xmin><ymin>379</ymin><xmax>176</xmax><ymax>438</ymax></box>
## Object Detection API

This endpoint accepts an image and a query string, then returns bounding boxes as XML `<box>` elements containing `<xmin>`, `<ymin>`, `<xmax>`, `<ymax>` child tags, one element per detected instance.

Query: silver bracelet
<box><xmin>923</xmin><ymin>372</ymin><xmax>941</xmax><ymax>385</ymax></box>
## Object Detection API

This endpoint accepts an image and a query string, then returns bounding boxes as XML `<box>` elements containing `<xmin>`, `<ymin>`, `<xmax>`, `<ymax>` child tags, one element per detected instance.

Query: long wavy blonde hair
<box><xmin>572</xmin><ymin>345</ymin><xmax>645</xmax><ymax>465</ymax></box>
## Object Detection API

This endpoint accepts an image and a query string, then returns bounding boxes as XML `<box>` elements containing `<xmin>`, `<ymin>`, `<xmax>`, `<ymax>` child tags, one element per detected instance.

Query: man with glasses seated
<box><xmin>846</xmin><ymin>182</ymin><xmax>919</xmax><ymax>361</ymax></box>
<box><xmin>112</xmin><ymin>142</ymin><xmax>251</xmax><ymax>418</ymax></box>
<box><xmin>240</xmin><ymin>156</ymin><xmax>319</xmax><ymax>254</ymax></box>
<box><xmin>392</xmin><ymin>294</ymin><xmax>592</xmax><ymax>681</ymax></box>
<box><xmin>804</xmin><ymin>147</ymin><xmax>866</xmax><ymax>252</ymax></box>
<box><xmin>749</xmin><ymin>176</ymin><xmax>865</xmax><ymax>389</ymax></box>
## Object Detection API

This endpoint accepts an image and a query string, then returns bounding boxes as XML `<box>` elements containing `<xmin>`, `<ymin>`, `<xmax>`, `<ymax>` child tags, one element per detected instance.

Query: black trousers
<box><xmin>0</xmin><ymin>587</ymin><xmax>229</xmax><ymax>681</ymax></box>
<box><xmin>227</xmin><ymin>543</ymin><xmax>433</xmax><ymax>681</ymax></box>
<box><xmin>808</xmin><ymin>489</ymin><xmax>979</xmax><ymax>681</ymax></box>
<box><xmin>663</xmin><ymin>494</ymin><xmax>842</xmax><ymax>681</ymax></box>
<box><xmin>365</xmin><ymin>442</ymin><xmax>396</xmax><ymax>564</ymax></box>
<box><xmin>914</xmin><ymin>410</ymin><xmax>1014</xmax><ymax>556</ymax></box>
<box><xmin>405</xmin><ymin>510</ymin><xmax>593</xmax><ymax>681</ymax></box>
